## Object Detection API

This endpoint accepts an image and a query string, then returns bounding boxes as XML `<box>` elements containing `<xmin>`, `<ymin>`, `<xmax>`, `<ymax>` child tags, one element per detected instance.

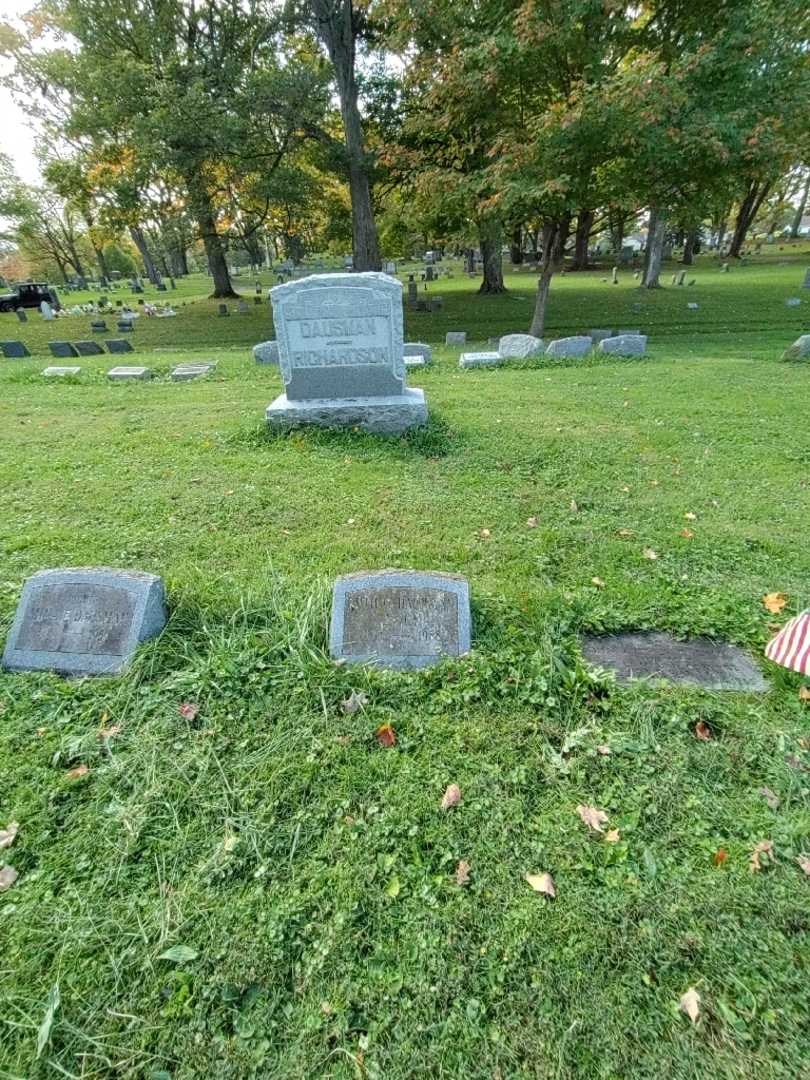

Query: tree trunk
<box><xmin>642</xmin><ymin>208</ymin><xmax>666</xmax><ymax>288</ymax></box>
<box><xmin>478</xmin><ymin>215</ymin><xmax>507</xmax><ymax>294</ymax></box>
<box><xmin>92</xmin><ymin>244</ymin><xmax>109</xmax><ymax>280</ymax></box>
<box><xmin>609</xmin><ymin>212</ymin><xmax>625</xmax><ymax>256</ymax></box>
<box><xmin>790</xmin><ymin>172</ymin><xmax>810</xmax><ymax>238</ymax></box>
<box><xmin>510</xmin><ymin>225</ymin><xmax>523</xmax><ymax>265</ymax></box>
<box><xmin>199</xmin><ymin>212</ymin><xmax>237</xmax><ymax>298</ymax></box>
<box><xmin>572</xmin><ymin>209</ymin><xmax>594</xmax><ymax>270</ymax></box>
<box><xmin>129</xmin><ymin>226</ymin><xmax>162</xmax><ymax>285</ymax></box>
<box><xmin>529</xmin><ymin>216</ymin><xmax>569</xmax><ymax>337</ymax></box>
<box><xmin>681</xmin><ymin>228</ymin><xmax>698</xmax><ymax>265</ymax></box>
<box><xmin>312</xmin><ymin>0</ymin><xmax>381</xmax><ymax>272</ymax></box>
<box><xmin>728</xmin><ymin>180</ymin><xmax>771</xmax><ymax>258</ymax></box>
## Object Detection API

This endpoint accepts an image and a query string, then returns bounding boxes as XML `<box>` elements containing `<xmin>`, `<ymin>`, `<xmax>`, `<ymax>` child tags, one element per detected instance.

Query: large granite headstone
<box><xmin>598</xmin><ymin>334</ymin><xmax>647</xmax><ymax>356</ymax></box>
<box><xmin>781</xmin><ymin>334</ymin><xmax>810</xmax><ymax>361</ymax></box>
<box><xmin>581</xmin><ymin>632</ymin><xmax>767</xmax><ymax>691</ymax></box>
<box><xmin>546</xmin><ymin>336</ymin><xmax>593</xmax><ymax>358</ymax></box>
<box><xmin>1</xmin><ymin>341</ymin><xmax>30</xmax><ymax>358</ymax></box>
<box><xmin>3</xmin><ymin>568</ymin><xmax>167</xmax><ymax>676</ymax></box>
<box><xmin>330</xmin><ymin>570</ymin><xmax>471</xmax><ymax>670</ymax></box>
<box><xmin>266</xmin><ymin>272</ymin><xmax>427</xmax><ymax>434</ymax></box>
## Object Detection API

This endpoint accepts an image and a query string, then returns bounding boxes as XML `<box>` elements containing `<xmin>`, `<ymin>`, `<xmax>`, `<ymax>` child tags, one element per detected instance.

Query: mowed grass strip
<box><xmin>0</xmin><ymin>259</ymin><xmax>808</xmax><ymax>1079</ymax></box>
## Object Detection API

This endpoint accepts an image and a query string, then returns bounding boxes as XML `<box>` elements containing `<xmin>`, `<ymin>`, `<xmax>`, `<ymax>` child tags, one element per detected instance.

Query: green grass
<box><xmin>0</xmin><ymin>252</ymin><xmax>809</xmax><ymax>1079</ymax></box>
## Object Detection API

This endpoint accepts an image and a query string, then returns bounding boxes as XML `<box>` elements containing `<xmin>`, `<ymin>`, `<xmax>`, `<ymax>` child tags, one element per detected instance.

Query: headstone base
<box><xmin>266</xmin><ymin>388</ymin><xmax>427</xmax><ymax>434</ymax></box>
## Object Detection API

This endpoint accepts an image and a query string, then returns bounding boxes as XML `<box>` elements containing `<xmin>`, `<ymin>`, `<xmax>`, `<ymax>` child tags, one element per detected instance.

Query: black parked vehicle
<box><xmin>0</xmin><ymin>282</ymin><xmax>61</xmax><ymax>313</ymax></box>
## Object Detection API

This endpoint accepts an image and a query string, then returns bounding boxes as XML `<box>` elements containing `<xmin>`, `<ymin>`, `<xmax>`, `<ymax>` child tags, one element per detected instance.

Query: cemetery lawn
<box><xmin>1</xmin><ymin>254</ymin><xmax>809</xmax><ymax>1079</ymax></box>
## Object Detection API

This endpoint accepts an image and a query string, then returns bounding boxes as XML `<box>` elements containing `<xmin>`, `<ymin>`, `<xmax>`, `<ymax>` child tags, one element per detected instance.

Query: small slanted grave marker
<box><xmin>171</xmin><ymin>361</ymin><xmax>217</xmax><ymax>381</ymax></box>
<box><xmin>3</xmin><ymin>568</ymin><xmax>167</xmax><ymax>677</ymax></box>
<box><xmin>74</xmin><ymin>340</ymin><xmax>105</xmax><ymax>356</ymax></box>
<box><xmin>106</xmin><ymin>339</ymin><xmax>135</xmax><ymax>354</ymax></box>
<box><xmin>1</xmin><ymin>341</ymin><xmax>30</xmax><ymax>358</ymax></box>
<box><xmin>330</xmin><ymin>570</ymin><xmax>471</xmax><ymax>670</ymax></box>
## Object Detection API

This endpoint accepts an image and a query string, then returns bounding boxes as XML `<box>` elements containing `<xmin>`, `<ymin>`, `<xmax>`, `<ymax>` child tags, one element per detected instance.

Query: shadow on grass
<box><xmin>228</xmin><ymin>410</ymin><xmax>457</xmax><ymax>459</ymax></box>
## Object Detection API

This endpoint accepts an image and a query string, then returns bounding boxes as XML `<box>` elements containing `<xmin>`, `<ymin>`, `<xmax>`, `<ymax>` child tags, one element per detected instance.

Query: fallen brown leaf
<box><xmin>694</xmin><ymin>721</ymin><xmax>712</xmax><ymax>742</ymax></box>
<box><xmin>66</xmin><ymin>765</ymin><xmax>89</xmax><ymax>780</ymax></box>
<box><xmin>441</xmin><ymin>783</ymin><xmax>462</xmax><ymax>811</ymax></box>
<box><xmin>375</xmin><ymin>724</ymin><xmax>396</xmax><ymax>748</ymax></box>
<box><xmin>763</xmin><ymin>592</ymin><xmax>788</xmax><ymax>614</ymax></box>
<box><xmin>596</xmin><ymin>744</ymin><xmax>611</xmax><ymax>756</ymax></box>
<box><xmin>526</xmin><ymin>516</ymin><xmax>539</xmax><ymax>528</ymax></box>
<box><xmin>576</xmin><ymin>804</ymin><xmax>609</xmax><ymax>833</ymax></box>
<box><xmin>605</xmin><ymin>829</ymin><xmax>621</xmax><ymax>843</ymax></box>
<box><xmin>525</xmin><ymin>872</ymin><xmax>556</xmax><ymax>897</ymax></box>
<box><xmin>0</xmin><ymin>865</ymin><xmax>18</xmax><ymax>891</ymax></box>
<box><xmin>616</xmin><ymin>528</ymin><xmax>635</xmax><ymax>539</ymax></box>
<box><xmin>642</xmin><ymin>548</ymin><xmax>658</xmax><ymax>561</ymax></box>
<box><xmin>591</xmin><ymin>576</ymin><xmax>606</xmax><ymax>588</ymax></box>
<box><xmin>750</xmin><ymin>839</ymin><xmax>775</xmax><ymax>872</ymax></box>
<box><xmin>0</xmin><ymin>822</ymin><xmax>19</xmax><ymax>850</ymax></box>
<box><xmin>796</xmin><ymin>854</ymin><xmax>810</xmax><ymax>876</ymax></box>
<box><xmin>679</xmin><ymin>987</ymin><xmax>701</xmax><ymax>1024</ymax></box>
<box><xmin>477</xmin><ymin>528</ymin><xmax>491</xmax><ymax>539</ymax></box>
<box><xmin>98</xmin><ymin>724</ymin><xmax>122</xmax><ymax>741</ymax></box>
<box><xmin>179</xmin><ymin>702</ymin><xmax>199</xmax><ymax>721</ymax></box>
<box><xmin>341</xmin><ymin>690</ymin><xmax>368</xmax><ymax>715</ymax></box>
<box><xmin>758</xmin><ymin>786</ymin><xmax>780</xmax><ymax>811</ymax></box>
<box><xmin>680</xmin><ymin>528</ymin><xmax>695</xmax><ymax>539</ymax></box>
<box><xmin>713</xmin><ymin>848</ymin><xmax>728</xmax><ymax>867</ymax></box>
<box><xmin>785</xmin><ymin>754</ymin><xmax>810</xmax><ymax>773</ymax></box>
<box><xmin>455</xmin><ymin>860</ymin><xmax>471</xmax><ymax>886</ymax></box>
<box><xmin>799</xmin><ymin>686</ymin><xmax>810</xmax><ymax>703</ymax></box>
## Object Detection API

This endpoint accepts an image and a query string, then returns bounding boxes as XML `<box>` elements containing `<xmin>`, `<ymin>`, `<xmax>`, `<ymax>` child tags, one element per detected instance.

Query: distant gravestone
<box><xmin>254</xmin><ymin>340</ymin><xmax>279</xmax><ymax>364</ymax></box>
<box><xmin>407</xmin><ymin>275</ymin><xmax>418</xmax><ymax>306</ymax></box>
<box><xmin>498</xmin><ymin>333</ymin><xmax>544</xmax><ymax>358</ymax></box>
<box><xmin>48</xmin><ymin>341</ymin><xmax>79</xmax><ymax>358</ymax></box>
<box><xmin>598</xmin><ymin>334</ymin><xmax>647</xmax><ymax>356</ymax></box>
<box><xmin>106</xmin><ymin>339</ymin><xmax>135</xmax><ymax>354</ymax></box>
<box><xmin>589</xmin><ymin>329</ymin><xmax>614</xmax><ymax>343</ymax></box>
<box><xmin>254</xmin><ymin>296</ymin><xmax>262</xmax><ymax>305</ymax></box>
<box><xmin>238</xmin><ymin>300</ymin><xmax>250</xmax><ymax>313</ymax></box>
<box><xmin>43</xmin><ymin>366</ymin><xmax>81</xmax><ymax>377</ymax></box>
<box><xmin>445</xmin><ymin>331</ymin><xmax>467</xmax><ymax>345</ymax></box>
<box><xmin>91</xmin><ymin>320</ymin><xmax>108</xmax><ymax>333</ymax></box>
<box><xmin>156</xmin><ymin>282</ymin><xmax>167</xmax><ymax>292</ymax></box>
<box><xmin>781</xmin><ymin>334</ymin><xmax>810</xmax><ymax>361</ymax></box>
<box><xmin>330</xmin><ymin>570</ymin><xmax>471</xmax><ymax>670</ymax></box>
<box><xmin>404</xmin><ymin>342</ymin><xmax>432</xmax><ymax>366</ymax></box>
<box><xmin>218</xmin><ymin>304</ymin><xmax>230</xmax><ymax>317</ymax></box>
<box><xmin>1</xmin><ymin>341</ymin><xmax>30</xmax><ymax>358</ymax></box>
<box><xmin>611</xmin><ymin>267</ymin><xmax>619</xmax><ymax>284</ymax></box>
<box><xmin>785</xmin><ymin>297</ymin><xmax>801</xmax><ymax>307</ymax></box>
<box><xmin>40</xmin><ymin>300</ymin><xmax>55</xmax><ymax>320</ymax></box>
<box><xmin>74</xmin><ymin>340</ymin><xmax>105</xmax><ymax>356</ymax></box>
<box><xmin>687</xmin><ymin>302</ymin><xmax>699</xmax><ymax>310</ymax></box>
<box><xmin>802</xmin><ymin>268</ymin><xmax>810</xmax><ymax>288</ymax></box>
<box><xmin>171</xmin><ymin>361</ymin><xmax>217</xmax><ymax>381</ymax></box>
<box><xmin>581</xmin><ymin>632</ymin><xmax>767</xmax><ymax>692</ymax></box>
<box><xmin>460</xmin><ymin>351</ymin><xmax>502</xmax><ymax>369</ymax></box>
<box><xmin>117</xmin><ymin>319</ymin><xmax>134</xmax><ymax>332</ymax></box>
<box><xmin>170</xmin><ymin>278</ymin><xmax>177</xmax><ymax>289</ymax></box>
<box><xmin>384</xmin><ymin>261</ymin><xmax>397</xmax><ymax>275</ymax></box>
<box><xmin>266</xmin><ymin>272</ymin><xmax>426</xmax><ymax>434</ymax></box>
<box><xmin>15</xmin><ymin>308</ymin><xmax>27</xmax><ymax>323</ymax></box>
<box><xmin>2</xmin><ymin>568</ymin><xmax>167</xmax><ymax>677</ymax></box>
<box><xmin>545</xmin><ymin>336</ymin><xmax>592</xmax><ymax>358</ymax></box>
<box><xmin>108</xmin><ymin>366</ymin><xmax>152</xmax><ymax>380</ymax></box>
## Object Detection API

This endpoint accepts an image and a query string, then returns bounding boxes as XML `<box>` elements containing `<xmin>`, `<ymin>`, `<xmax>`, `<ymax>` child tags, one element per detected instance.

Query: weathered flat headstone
<box><xmin>330</xmin><ymin>570</ymin><xmax>471</xmax><ymax>670</ymax></box>
<box><xmin>40</xmin><ymin>301</ymin><xmax>54</xmax><ymax>321</ymax></box>
<box><xmin>48</xmin><ymin>341</ymin><xmax>79</xmax><ymax>359</ymax></box>
<box><xmin>74</xmin><ymin>340</ymin><xmax>105</xmax><ymax>356</ymax></box>
<box><xmin>445</xmin><ymin>331</ymin><xmax>467</xmax><ymax>345</ymax></box>
<box><xmin>589</xmin><ymin>329</ymin><xmax>614</xmax><ymax>343</ymax></box>
<box><xmin>106</xmin><ymin>339</ymin><xmax>134</xmax><ymax>354</ymax></box>
<box><xmin>404</xmin><ymin>342</ymin><xmax>432</xmax><ymax>366</ymax></box>
<box><xmin>108</xmin><ymin>366</ymin><xmax>152</xmax><ymax>381</ymax></box>
<box><xmin>1</xmin><ymin>341</ymin><xmax>30</xmax><ymax>358</ymax></box>
<box><xmin>687</xmin><ymin>302</ymin><xmax>699</xmax><ymax>310</ymax></box>
<box><xmin>218</xmin><ymin>304</ymin><xmax>230</xmax><ymax>317</ymax></box>
<box><xmin>237</xmin><ymin>300</ymin><xmax>250</xmax><ymax>313</ymax></box>
<box><xmin>781</xmin><ymin>334</ymin><xmax>810</xmax><ymax>361</ymax></box>
<box><xmin>91</xmin><ymin>320</ymin><xmax>108</xmax><ymax>333</ymax></box>
<box><xmin>171</xmin><ymin>362</ymin><xmax>217</xmax><ymax>381</ymax></box>
<box><xmin>598</xmin><ymin>334</ymin><xmax>647</xmax><ymax>356</ymax></box>
<box><xmin>582</xmin><ymin>632</ymin><xmax>767</xmax><ymax>691</ymax></box>
<box><xmin>266</xmin><ymin>272</ymin><xmax>426</xmax><ymax>434</ymax></box>
<box><xmin>785</xmin><ymin>297</ymin><xmax>801</xmax><ymax>307</ymax></box>
<box><xmin>43</xmin><ymin>366</ymin><xmax>81</xmax><ymax>377</ymax></box>
<box><xmin>117</xmin><ymin>320</ymin><xmax>134</xmax><ymax>332</ymax></box>
<box><xmin>3</xmin><ymin>568</ymin><xmax>167</xmax><ymax>677</ymax></box>
<box><xmin>545</xmin><ymin>336</ymin><xmax>592</xmax><ymax>358</ymax></box>
<box><xmin>459</xmin><ymin>351</ymin><xmax>502</xmax><ymax>369</ymax></box>
<box><xmin>253</xmin><ymin>340</ymin><xmax>279</xmax><ymax>365</ymax></box>
<box><xmin>498</xmin><ymin>333</ymin><xmax>544</xmax><ymax>358</ymax></box>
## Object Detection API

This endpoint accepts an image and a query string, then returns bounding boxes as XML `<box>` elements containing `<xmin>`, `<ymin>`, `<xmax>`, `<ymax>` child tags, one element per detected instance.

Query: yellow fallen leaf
<box><xmin>616</xmin><ymin>528</ymin><xmax>634</xmax><ymax>539</ymax></box>
<box><xmin>526</xmin><ymin>516</ymin><xmax>539</xmax><ymax>528</ymax></box>
<box><xmin>455</xmin><ymin>860</ymin><xmax>470</xmax><ymax>886</ymax></box>
<box><xmin>679</xmin><ymin>987</ymin><xmax>701</xmax><ymax>1024</ymax></box>
<box><xmin>66</xmin><ymin>765</ymin><xmax>89</xmax><ymax>780</ymax></box>
<box><xmin>642</xmin><ymin>548</ymin><xmax>658</xmax><ymax>560</ymax></box>
<box><xmin>440</xmin><ymin>783</ymin><xmax>462</xmax><ymax>811</ymax></box>
<box><xmin>605</xmin><ymin>829</ymin><xmax>621</xmax><ymax>843</ymax></box>
<box><xmin>576</xmin><ymin>804</ymin><xmax>608</xmax><ymax>832</ymax></box>
<box><xmin>570</xmin><ymin>499</ymin><xmax>579</xmax><ymax>512</ymax></box>
<box><xmin>591</xmin><ymin>576</ymin><xmax>606</xmax><ymax>588</ymax></box>
<box><xmin>684</xmin><ymin>512</ymin><xmax>697</xmax><ymax>521</ymax></box>
<box><xmin>525</xmin><ymin>872</ymin><xmax>556</xmax><ymax>897</ymax></box>
<box><xmin>763</xmin><ymin>592</ymin><xmax>788</xmax><ymax>614</ymax></box>
<box><xmin>799</xmin><ymin>686</ymin><xmax>810</xmax><ymax>703</ymax></box>
<box><xmin>750</xmin><ymin>839</ymin><xmax>775</xmax><ymax>872</ymax></box>
<box><xmin>478</xmin><ymin>528</ymin><xmax>492</xmax><ymax>539</ymax></box>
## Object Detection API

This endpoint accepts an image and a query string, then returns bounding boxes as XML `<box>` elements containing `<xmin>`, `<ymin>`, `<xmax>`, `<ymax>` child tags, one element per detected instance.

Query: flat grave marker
<box><xmin>1</xmin><ymin>341</ymin><xmax>30</xmax><ymax>358</ymax></box>
<box><xmin>48</xmin><ymin>341</ymin><xmax>79</xmax><ymax>359</ymax></box>
<box><xmin>43</xmin><ymin>366</ymin><xmax>81</xmax><ymax>377</ymax></box>
<box><xmin>106</xmin><ymin>339</ymin><xmax>135</xmax><ymax>354</ymax></box>
<box><xmin>74</xmin><ymin>340</ymin><xmax>105</xmax><ymax>356</ymax></box>
<box><xmin>330</xmin><ymin>570</ymin><xmax>471</xmax><ymax>670</ymax></box>
<box><xmin>460</xmin><ymin>351</ymin><xmax>502</xmax><ymax>369</ymax></box>
<box><xmin>171</xmin><ymin>361</ymin><xmax>217</xmax><ymax>381</ymax></box>
<box><xmin>445</xmin><ymin>331</ymin><xmax>467</xmax><ymax>345</ymax></box>
<box><xmin>108</xmin><ymin>366</ymin><xmax>152</xmax><ymax>381</ymax></box>
<box><xmin>2</xmin><ymin>568</ymin><xmax>167</xmax><ymax>677</ymax></box>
